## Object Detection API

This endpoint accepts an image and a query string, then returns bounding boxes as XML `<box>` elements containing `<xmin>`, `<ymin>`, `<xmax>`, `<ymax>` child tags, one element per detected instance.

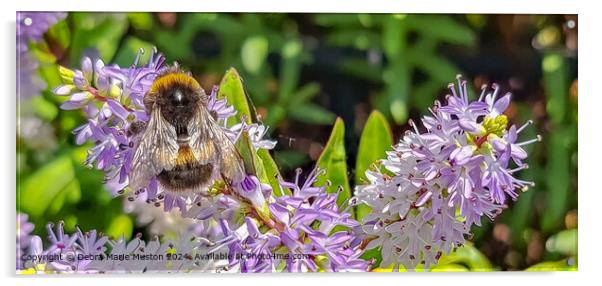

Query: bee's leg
<box><xmin>127</xmin><ymin>121</ymin><xmax>147</xmax><ymax>137</ymax></box>
<box><xmin>220</xmin><ymin>172</ymin><xmax>233</xmax><ymax>189</ymax></box>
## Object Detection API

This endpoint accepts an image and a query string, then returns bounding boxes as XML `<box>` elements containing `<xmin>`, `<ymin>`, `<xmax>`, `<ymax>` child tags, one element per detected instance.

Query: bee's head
<box><xmin>145</xmin><ymin>68</ymin><xmax>207</xmax><ymax>126</ymax></box>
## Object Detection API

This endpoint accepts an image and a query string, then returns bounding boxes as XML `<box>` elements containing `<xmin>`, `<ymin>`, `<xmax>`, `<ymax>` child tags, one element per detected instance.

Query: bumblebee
<box><xmin>129</xmin><ymin>66</ymin><xmax>244</xmax><ymax>193</ymax></box>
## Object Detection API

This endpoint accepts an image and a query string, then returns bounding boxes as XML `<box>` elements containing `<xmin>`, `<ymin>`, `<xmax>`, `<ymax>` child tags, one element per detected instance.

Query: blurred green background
<box><xmin>16</xmin><ymin>13</ymin><xmax>577</xmax><ymax>271</ymax></box>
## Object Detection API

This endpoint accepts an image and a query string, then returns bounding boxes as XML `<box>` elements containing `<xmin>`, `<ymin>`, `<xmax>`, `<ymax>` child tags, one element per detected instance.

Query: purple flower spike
<box><xmin>355</xmin><ymin>76</ymin><xmax>539</xmax><ymax>269</ymax></box>
<box><xmin>216</xmin><ymin>168</ymin><xmax>369</xmax><ymax>272</ymax></box>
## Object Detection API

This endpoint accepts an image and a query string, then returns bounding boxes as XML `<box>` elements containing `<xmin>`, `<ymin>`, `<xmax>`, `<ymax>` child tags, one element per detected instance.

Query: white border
<box><xmin>5</xmin><ymin>0</ymin><xmax>580</xmax><ymax>14</ymax></box>
<box><xmin>2</xmin><ymin>1</ymin><xmax>598</xmax><ymax>286</ymax></box>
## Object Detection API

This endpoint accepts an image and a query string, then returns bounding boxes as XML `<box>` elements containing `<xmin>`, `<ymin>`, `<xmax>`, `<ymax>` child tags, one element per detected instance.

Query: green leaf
<box><xmin>289</xmin><ymin>103</ymin><xmax>336</xmax><ymax>125</ymax></box>
<box><xmin>235</xmin><ymin>132</ymin><xmax>261</xmax><ymax>176</ymax></box>
<box><xmin>278</xmin><ymin>39</ymin><xmax>302</xmax><ymax>103</ymax></box>
<box><xmin>546</xmin><ymin>229</ymin><xmax>578</xmax><ymax>256</ymax></box>
<box><xmin>48</xmin><ymin>179</ymin><xmax>81</xmax><ymax>215</ymax></box>
<box><xmin>257</xmin><ymin>149</ymin><xmax>285</xmax><ymax>196</ymax></box>
<box><xmin>290</xmin><ymin>82</ymin><xmax>321</xmax><ymax>105</ymax></box>
<box><xmin>31</xmin><ymin>96</ymin><xmax>59</xmax><ymax>121</ymax></box>
<box><xmin>46</xmin><ymin>19</ymin><xmax>71</xmax><ymax>50</ymax></box>
<box><xmin>316</xmin><ymin>118</ymin><xmax>351</xmax><ymax>211</ymax></box>
<box><xmin>355</xmin><ymin>111</ymin><xmax>393</xmax><ymax>220</ymax></box>
<box><xmin>18</xmin><ymin>156</ymin><xmax>75</xmax><ymax>218</ymax></box>
<box><xmin>507</xmin><ymin>105</ymin><xmax>538</xmax><ymax>247</ymax></box>
<box><xmin>337</xmin><ymin>58</ymin><xmax>383</xmax><ymax>83</ymax></box>
<box><xmin>430</xmin><ymin>264</ymin><xmax>470</xmax><ymax>272</ymax></box>
<box><xmin>234</xmin><ymin>133</ymin><xmax>272</xmax><ymax>221</ymax></box>
<box><xmin>360</xmin><ymin>248</ymin><xmax>382</xmax><ymax>271</ymax></box>
<box><xmin>241</xmin><ymin>36</ymin><xmax>269</xmax><ymax>75</ymax></box>
<box><xmin>542</xmin><ymin>129</ymin><xmax>571</xmax><ymax>234</ymax></box>
<box><xmin>526</xmin><ymin>258</ymin><xmax>577</xmax><ymax>271</ymax></box>
<box><xmin>382</xmin><ymin>16</ymin><xmax>407</xmax><ymax>60</ymax></box>
<box><xmin>234</xmin><ymin>133</ymin><xmax>274</xmax><ymax>194</ymax></box>
<box><xmin>218</xmin><ymin>68</ymin><xmax>253</xmax><ymax>126</ymax></box>
<box><xmin>410</xmin><ymin>53</ymin><xmax>459</xmax><ymax>84</ymax></box>
<box><xmin>383</xmin><ymin>60</ymin><xmax>410</xmax><ymax>124</ymax></box>
<box><xmin>436</xmin><ymin>243</ymin><xmax>493</xmax><ymax>271</ymax></box>
<box><xmin>543</xmin><ymin>52</ymin><xmax>568</xmax><ymax>124</ymax></box>
<box><xmin>69</xmin><ymin>13</ymin><xmax>128</xmax><ymax>64</ymax></box>
<box><xmin>406</xmin><ymin>15</ymin><xmax>476</xmax><ymax>46</ymax></box>
<box><xmin>106</xmin><ymin>214</ymin><xmax>133</xmax><ymax>240</ymax></box>
<box><xmin>127</xmin><ymin>13</ymin><xmax>154</xmax><ymax>31</ymax></box>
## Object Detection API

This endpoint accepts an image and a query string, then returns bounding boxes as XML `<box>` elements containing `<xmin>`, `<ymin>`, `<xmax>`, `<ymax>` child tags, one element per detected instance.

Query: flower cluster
<box><xmin>17</xmin><ymin>12</ymin><xmax>67</xmax><ymax>52</ymax></box>
<box><xmin>18</xmin><ymin>168</ymin><xmax>368</xmax><ymax>273</ymax></box>
<box><xmin>217</xmin><ymin>169</ymin><xmax>369</xmax><ymax>272</ymax></box>
<box><xmin>355</xmin><ymin>76</ymin><xmax>539</xmax><ymax>269</ymax></box>
<box><xmin>53</xmin><ymin>49</ymin><xmax>275</xmax><ymax>202</ymax></box>
<box><xmin>17</xmin><ymin>12</ymin><xmax>67</xmax><ymax>99</ymax></box>
<box><xmin>52</xmin><ymin>50</ymin><xmax>283</xmax><ymax>266</ymax></box>
<box><xmin>44</xmin><ymin>45</ymin><xmax>538</xmax><ymax>273</ymax></box>
<box><xmin>18</xmin><ymin>221</ymin><xmax>230</xmax><ymax>274</ymax></box>
<box><xmin>17</xmin><ymin>213</ymin><xmax>35</xmax><ymax>270</ymax></box>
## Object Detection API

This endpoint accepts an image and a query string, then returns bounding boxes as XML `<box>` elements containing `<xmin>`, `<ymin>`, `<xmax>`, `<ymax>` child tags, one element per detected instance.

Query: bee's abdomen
<box><xmin>157</xmin><ymin>146</ymin><xmax>213</xmax><ymax>191</ymax></box>
<box><xmin>157</xmin><ymin>163</ymin><xmax>213</xmax><ymax>191</ymax></box>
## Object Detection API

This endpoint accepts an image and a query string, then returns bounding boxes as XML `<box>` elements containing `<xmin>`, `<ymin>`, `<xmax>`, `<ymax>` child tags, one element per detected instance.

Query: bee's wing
<box><xmin>188</xmin><ymin>103</ymin><xmax>245</xmax><ymax>182</ymax></box>
<box><xmin>213</xmin><ymin>123</ymin><xmax>245</xmax><ymax>182</ymax></box>
<box><xmin>187</xmin><ymin>105</ymin><xmax>218</xmax><ymax>165</ymax></box>
<box><xmin>129</xmin><ymin>107</ymin><xmax>179</xmax><ymax>191</ymax></box>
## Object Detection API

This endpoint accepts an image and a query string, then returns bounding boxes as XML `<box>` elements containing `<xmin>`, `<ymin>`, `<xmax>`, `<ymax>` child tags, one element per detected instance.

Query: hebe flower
<box><xmin>19</xmin><ymin>221</ymin><xmax>229</xmax><ymax>273</ymax></box>
<box><xmin>355</xmin><ymin>76</ymin><xmax>540</xmax><ymax>269</ymax></box>
<box><xmin>17</xmin><ymin>12</ymin><xmax>67</xmax><ymax>99</ymax></box>
<box><xmin>54</xmin><ymin>49</ymin><xmax>275</xmax><ymax>203</ymax></box>
<box><xmin>216</xmin><ymin>169</ymin><xmax>369</xmax><ymax>272</ymax></box>
<box><xmin>17</xmin><ymin>12</ymin><xmax>67</xmax><ymax>52</ymax></box>
<box><xmin>17</xmin><ymin>213</ymin><xmax>35</xmax><ymax>270</ymax></box>
<box><xmin>53</xmin><ymin>50</ymin><xmax>280</xmax><ymax>253</ymax></box>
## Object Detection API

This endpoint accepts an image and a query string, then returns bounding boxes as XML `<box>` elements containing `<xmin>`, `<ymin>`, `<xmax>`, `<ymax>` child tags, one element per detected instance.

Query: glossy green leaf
<box><xmin>48</xmin><ymin>179</ymin><xmax>81</xmax><ymax>215</ymax></box>
<box><xmin>31</xmin><ymin>96</ymin><xmax>59</xmax><ymax>121</ymax></box>
<box><xmin>316</xmin><ymin>118</ymin><xmax>352</xmax><ymax>210</ymax></box>
<box><xmin>218</xmin><ymin>67</ymin><xmax>253</xmax><ymax>126</ymax></box>
<box><xmin>18</xmin><ymin>156</ymin><xmax>76</xmax><ymax>218</ymax></box>
<box><xmin>355</xmin><ymin>111</ymin><xmax>393</xmax><ymax>220</ymax></box>
<box><xmin>526</xmin><ymin>258</ymin><xmax>577</xmax><ymax>271</ymax></box>
<box><xmin>430</xmin><ymin>264</ymin><xmax>470</xmax><ymax>272</ymax></box>
<box><xmin>361</xmin><ymin>248</ymin><xmax>382</xmax><ymax>271</ymax></box>
<box><xmin>127</xmin><ymin>13</ymin><xmax>154</xmax><ymax>31</ymax></box>
<box><xmin>69</xmin><ymin>14</ymin><xmax>128</xmax><ymax>64</ymax></box>
<box><xmin>436</xmin><ymin>243</ymin><xmax>493</xmax><ymax>271</ymax></box>
<box><xmin>46</xmin><ymin>19</ymin><xmax>71</xmax><ymax>50</ymax></box>
<box><xmin>257</xmin><ymin>149</ymin><xmax>285</xmax><ymax>196</ymax></box>
<box><xmin>106</xmin><ymin>214</ymin><xmax>133</xmax><ymax>240</ymax></box>
<box><xmin>235</xmin><ymin>132</ymin><xmax>261</xmax><ymax>176</ymax></box>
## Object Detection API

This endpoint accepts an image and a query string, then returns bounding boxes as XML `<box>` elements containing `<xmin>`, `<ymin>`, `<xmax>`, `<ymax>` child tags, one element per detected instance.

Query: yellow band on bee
<box><xmin>149</xmin><ymin>72</ymin><xmax>201</xmax><ymax>95</ymax></box>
